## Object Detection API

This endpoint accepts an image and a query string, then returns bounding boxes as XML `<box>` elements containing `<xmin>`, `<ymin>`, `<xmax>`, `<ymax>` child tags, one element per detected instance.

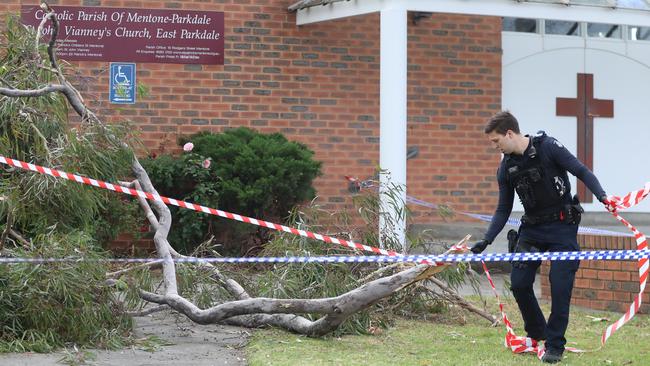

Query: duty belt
<box><xmin>521</xmin><ymin>211</ymin><xmax>564</xmax><ymax>225</ymax></box>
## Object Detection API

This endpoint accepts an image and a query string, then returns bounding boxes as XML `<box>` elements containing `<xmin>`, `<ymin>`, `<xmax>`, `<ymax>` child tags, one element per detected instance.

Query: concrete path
<box><xmin>0</xmin><ymin>310</ymin><xmax>249</xmax><ymax>366</ymax></box>
<box><xmin>457</xmin><ymin>270</ymin><xmax>541</xmax><ymax>298</ymax></box>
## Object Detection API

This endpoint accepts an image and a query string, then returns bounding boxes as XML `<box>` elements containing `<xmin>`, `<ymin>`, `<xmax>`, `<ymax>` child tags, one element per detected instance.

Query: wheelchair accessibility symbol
<box><xmin>109</xmin><ymin>63</ymin><xmax>136</xmax><ymax>104</ymax></box>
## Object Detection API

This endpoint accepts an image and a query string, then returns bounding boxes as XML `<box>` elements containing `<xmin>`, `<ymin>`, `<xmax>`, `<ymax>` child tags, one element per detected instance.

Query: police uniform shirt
<box><xmin>484</xmin><ymin>133</ymin><xmax>606</xmax><ymax>244</ymax></box>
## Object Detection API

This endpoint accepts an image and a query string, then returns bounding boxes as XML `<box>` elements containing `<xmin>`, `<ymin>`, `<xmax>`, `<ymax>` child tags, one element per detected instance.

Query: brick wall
<box><xmin>110</xmin><ymin>232</ymin><xmax>155</xmax><ymax>255</ymax></box>
<box><xmin>406</xmin><ymin>13</ymin><xmax>502</xmax><ymax>219</ymax></box>
<box><xmin>1</xmin><ymin>1</ymin><xmax>502</xmax><ymax>227</ymax></box>
<box><xmin>541</xmin><ymin>234</ymin><xmax>645</xmax><ymax>313</ymax></box>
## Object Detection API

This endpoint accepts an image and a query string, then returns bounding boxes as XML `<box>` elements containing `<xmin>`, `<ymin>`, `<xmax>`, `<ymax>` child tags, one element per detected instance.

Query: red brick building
<box><xmin>2</xmin><ymin>1</ymin><xmax>649</xmax><ymax>314</ymax></box>
<box><xmin>1</xmin><ymin>0</ymin><xmax>502</xmax><ymax>222</ymax></box>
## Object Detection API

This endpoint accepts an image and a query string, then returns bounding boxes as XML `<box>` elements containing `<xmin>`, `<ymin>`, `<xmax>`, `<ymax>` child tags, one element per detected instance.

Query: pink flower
<box><xmin>183</xmin><ymin>142</ymin><xmax>194</xmax><ymax>152</ymax></box>
<box><xmin>202</xmin><ymin>159</ymin><xmax>211</xmax><ymax>169</ymax></box>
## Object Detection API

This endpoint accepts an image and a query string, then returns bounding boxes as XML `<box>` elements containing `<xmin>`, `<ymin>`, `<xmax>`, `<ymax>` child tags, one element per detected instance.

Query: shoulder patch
<box><xmin>553</xmin><ymin>139</ymin><xmax>564</xmax><ymax>148</ymax></box>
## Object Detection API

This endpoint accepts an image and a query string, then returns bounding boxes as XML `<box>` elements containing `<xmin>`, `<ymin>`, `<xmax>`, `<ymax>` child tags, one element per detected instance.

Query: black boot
<box><xmin>541</xmin><ymin>349</ymin><xmax>563</xmax><ymax>364</ymax></box>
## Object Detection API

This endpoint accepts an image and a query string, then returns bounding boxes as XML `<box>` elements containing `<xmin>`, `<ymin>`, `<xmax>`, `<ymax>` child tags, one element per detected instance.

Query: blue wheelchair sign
<box><xmin>109</xmin><ymin>63</ymin><xmax>136</xmax><ymax>104</ymax></box>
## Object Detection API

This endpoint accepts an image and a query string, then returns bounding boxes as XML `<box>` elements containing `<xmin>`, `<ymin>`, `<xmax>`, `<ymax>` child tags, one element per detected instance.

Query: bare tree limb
<box><xmin>106</xmin><ymin>260</ymin><xmax>163</xmax><ymax>278</ymax></box>
<box><xmin>220</xmin><ymin>313</ymin><xmax>317</xmax><ymax>333</ymax></box>
<box><xmin>140</xmin><ymin>263</ymin><xmax>439</xmax><ymax>336</ymax></box>
<box><xmin>426</xmin><ymin>277</ymin><xmax>499</xmax><ymax>326</ymax></box>
<box><xmin>0</xmin><ymin>84</ymin><xmax>67</xmax><ymax>97</ymax></box>
<box><xmin>0</xmin><ymin>209</ymin><xmax>11</xmax><ymax>250</ymax></box>
<box><xmin>0</xmin><ymin>76</ymin><xmax>15</xmax><ymax>88</ymax></box>
<box><xmin>34</xmin><ymin>4</ymin><xmax>53</xmax><ymax>63</ymax></box>
<box><xmin>355</xmin><ymin>262</ymin><xmax>406</xmax><ymax>285</ymax></box>
<box><xmin>119</xmin><ymin>180</ymin><xmax>160</xmax><ymax>232</ymax></box>
<box><xmin>9</xmin><ymin>229</ymin><xmax>31</xmax><ymax>249</ymax></box>
<box><xmin>129</xmin><ymin>159</ymin><xmax>178</xmax><ymax>295</ymax></box>
<box><xmin>118</xmin><ymin>179</ymin><xmax>251</xmax><ymax>300</ymax></box>
<box><xmin>41</xmin><ymin>4</ymin><xmax>64</xmax><ymax>83</ymax></box>
<box><xmin>126</xmin><ymin>304</ymin><xmax>169</xmax><ymax>317</ymax></box>
<box><xmin>30</xmin><ymin>5</ymin><xmax>92</xmax><ymax>122</ymax></box>
<box><xmin>357</xmin><ymin>235</ymin><xmax>471</xmax><ymax>285</ymax></box>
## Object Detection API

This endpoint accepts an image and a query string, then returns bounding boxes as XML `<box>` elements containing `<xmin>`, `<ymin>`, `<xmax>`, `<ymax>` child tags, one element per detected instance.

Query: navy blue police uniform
<box><xmin>483</xmin><ymin>132</ymin><xmax>606</xmax><ymax>355</ymax></box>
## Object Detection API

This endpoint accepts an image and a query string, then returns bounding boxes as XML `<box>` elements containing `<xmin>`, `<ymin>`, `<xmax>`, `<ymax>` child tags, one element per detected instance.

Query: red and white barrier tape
<box><xmin>601</xmin><ymin>183</ymin><xmax>650</xmax><ymax>344</ymax></box>
<box><xmin>482</xmin><ymin>182</ymin><xmax>650</xmax><ymax>360</ymax></box>
<box><xmin>481</xmin><ymin>261</ymin><xmax>582</xmax><ymax>359</ymax></box>
<box><xmin>0</xmin><ymin>156</ymin><xmax>470</xmax><ymax>266</ymax></box>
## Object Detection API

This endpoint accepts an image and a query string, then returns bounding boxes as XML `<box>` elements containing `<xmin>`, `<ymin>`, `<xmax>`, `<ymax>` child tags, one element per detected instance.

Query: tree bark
<box><xmin>140</xmin><ymin>264</ymin><xmax>440</xmax><ymax>336</ymax></box>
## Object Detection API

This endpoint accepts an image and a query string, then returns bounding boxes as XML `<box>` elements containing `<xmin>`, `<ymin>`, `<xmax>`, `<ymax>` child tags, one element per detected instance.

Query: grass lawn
<box><xmin>246</xmin><ymin>296</ymin><xmax>650</xmax><ymax>365</ymax></box>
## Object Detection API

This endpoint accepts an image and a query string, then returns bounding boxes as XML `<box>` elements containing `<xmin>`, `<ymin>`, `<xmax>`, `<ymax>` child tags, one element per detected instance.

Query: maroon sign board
<box><xmin>21</xmin><ymin>5</ymin><xmax>224</xmax><ymax>64</ymax></box>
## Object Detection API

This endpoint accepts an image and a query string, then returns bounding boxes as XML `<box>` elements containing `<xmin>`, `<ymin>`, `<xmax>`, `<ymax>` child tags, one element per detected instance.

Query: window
<box><xmin>503</xmin><ymin>17</ymin><xmax>537</xmax><ymax>33</ymax></box>
<box><xmin>629</xmin><ymin>25</ymin><xmax>650</xmax><ymax>41</ymax></box>
<box><xmin>587</xmin><ymin>23</ymin><xmax>621</xmax><ymax>38</ymax></box>
<box><xmin>545</xmin><ymin>20</ymin><xmax>581</xmax><ymax>36</ymax></box>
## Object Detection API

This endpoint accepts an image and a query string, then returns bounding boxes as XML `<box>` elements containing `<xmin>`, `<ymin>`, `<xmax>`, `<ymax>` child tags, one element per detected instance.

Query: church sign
<box><xmin>21</xmin><ymin>5</ymin><xmax>224</xmax><ymax>65</ymax></box>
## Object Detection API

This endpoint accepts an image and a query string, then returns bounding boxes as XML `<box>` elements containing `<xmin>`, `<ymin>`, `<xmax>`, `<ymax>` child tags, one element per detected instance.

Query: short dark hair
<box><xmin>484</xmin><ymin>111</ymin><xmax>520</xmax><ymax>135</ymax></box>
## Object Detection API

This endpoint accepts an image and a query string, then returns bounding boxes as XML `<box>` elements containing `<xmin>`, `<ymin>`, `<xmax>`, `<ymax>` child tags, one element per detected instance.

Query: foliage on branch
<box><xmin>255</xmin><ymin>182</ymin><xmax>471</xmax><ymax>336</ymax></box>
<box><xmin>0</xmin><ymin>232</ymin><xmax>132</xmax><ymax>352</ymax></box>
<box><xmin>0</xmin><ymin>16</ymin><xmax>139</xmax><ymax>243</ymax></box>
<box><xmin>0</xmin><ymin>16</ymin><xmax>139</xmax><ymax>352</ymax></box>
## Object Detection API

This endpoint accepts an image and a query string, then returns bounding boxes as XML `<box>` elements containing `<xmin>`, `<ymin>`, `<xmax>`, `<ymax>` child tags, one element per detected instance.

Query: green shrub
<box><xmin>142</xmin><ymin>127</ymin><xmax>322</xmax><ymax>254</ymax></box>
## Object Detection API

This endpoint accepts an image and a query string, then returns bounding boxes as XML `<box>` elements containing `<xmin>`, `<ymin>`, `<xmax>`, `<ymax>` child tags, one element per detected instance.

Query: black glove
<box><xmin>470</xmin><ymin>239</ymin><xmax>491</xmax><ymax>254</ymax></box>
<box><xmin>598</xmin><ymin>194</ymin><xmax>608</xmax><ymax>204</ymax></box>
<box><xmin>599</xmin><ymin>194</ymin><xmax>617</xmax><ymax>212</ymax></box>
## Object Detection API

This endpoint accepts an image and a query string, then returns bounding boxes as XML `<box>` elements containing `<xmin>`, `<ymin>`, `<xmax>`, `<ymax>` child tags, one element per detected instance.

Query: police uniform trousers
<box><xmin>510</xmin><ymin>236</ymin><xmax>580</xmax><ymax>353</ymax></box>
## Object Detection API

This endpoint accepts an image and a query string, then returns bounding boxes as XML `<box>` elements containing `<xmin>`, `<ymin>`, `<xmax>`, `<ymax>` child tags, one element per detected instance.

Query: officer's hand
<box><xmin>599</xmin><ymin>195</ymin><xmax>617</xmax><ymax>213</ymax></box>
<box><xmin>470</xmin><ymin>239</ymin><xmax>490</xmax><ymax>254</ymax></box>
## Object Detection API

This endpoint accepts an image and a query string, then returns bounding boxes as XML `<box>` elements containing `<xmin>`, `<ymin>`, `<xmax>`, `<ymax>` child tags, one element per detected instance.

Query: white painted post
<box><xmin>379</xmin><ymin>6</ymin><xmax>407</xmax><ymax>250</ymax></box>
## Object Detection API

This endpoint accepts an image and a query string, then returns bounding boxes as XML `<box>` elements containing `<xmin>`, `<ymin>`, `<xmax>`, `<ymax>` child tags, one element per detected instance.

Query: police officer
<box><xmin>470</xmin><ymin>111</ymin><xmax>614</xmax><ymax>364</ymax></box>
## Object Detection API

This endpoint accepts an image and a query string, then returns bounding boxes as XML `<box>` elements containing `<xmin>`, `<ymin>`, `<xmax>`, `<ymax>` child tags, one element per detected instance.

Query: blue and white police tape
<box><xmin>405</xmin><ymin>195</ymin><xmax>633</xmax><ymax>237</ymax></box>
<box><xmin>1</xmin><ymin>249</ymin><xmax>648</xmax><ymax>264</ymax></box>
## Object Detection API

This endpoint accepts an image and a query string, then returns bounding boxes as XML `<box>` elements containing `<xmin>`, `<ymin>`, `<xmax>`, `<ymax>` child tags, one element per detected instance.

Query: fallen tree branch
<box><xmin>106</xmin><ymin>260</ymin><xmax>163</xmax><ymax>278</ymax></box>
<box><xmin>119</xmin><ymin>180</ymin><xmax>159</xmax><ymax>232</ymax></box>
<box><xmin>9</xmin><ymin>228</ymin><xmax>31</xmax><ymax>250</ymax></box>
<box><xmin>126</xmin><ymin>304</ymin><xmax>169</xmax><ymax>317</ymax></box>
<box><xmin>0</xmin><ymin>84</ymin><xmax>67</xmax><ymax>97</ymax></box>
<box><xmin>0</xmin><ymin>210</ymin><xmax>12</xmax><ymax>250</ymax></box>
<box><xmin>0</xmin><ymin>3</ymin><xmax>489</xmax><ymax>339</ymax></box>
<box><xmin>140</xmin><ymin>263</ymin><xmax>439</xmax><ymax>336</ymax></box>
<box><xmin>355</xmin><ymin>262</ymin><xmax>406</xmax><ymax>285</ymax></box>
<box><xmin>119</xmin><ymin>178</ymin><xmax>251</xmax><ymax>301</ymax></box>
<box><xmin>357</xmin><ymin>235</ymin><xmax>471</xmax><ymax>285</ymax></box>
<box><xmin>0</xmin><ymin>76</ymin><xmax>14</xmax><ymax>88</ymax></box>
<box><xmin>427</xmin><ymin>277</ymin><xmax>499</xmax><ymax>326</ymax></box>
